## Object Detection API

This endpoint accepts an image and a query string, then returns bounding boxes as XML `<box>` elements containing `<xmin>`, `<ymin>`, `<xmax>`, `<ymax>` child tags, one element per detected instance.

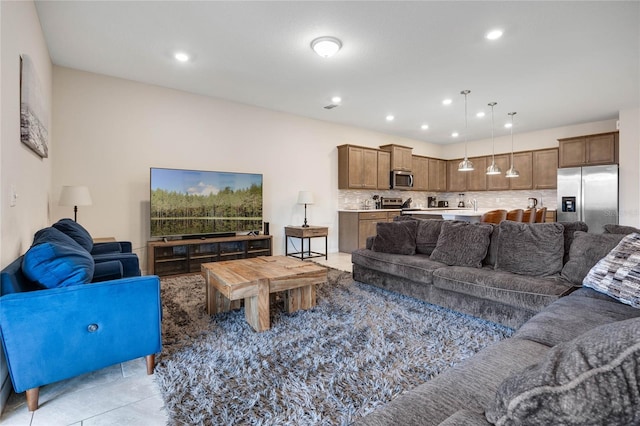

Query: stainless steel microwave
<box><xmin>390</xmin><ymin>170</ymin><xmax>413</xmax><ymax>190</ymax></box>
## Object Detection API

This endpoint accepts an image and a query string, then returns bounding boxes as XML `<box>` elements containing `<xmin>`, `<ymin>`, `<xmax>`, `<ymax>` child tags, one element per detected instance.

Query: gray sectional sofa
<box><xmin>353</xmin><ymin>219</ymin><xmax>640</xmax><ymax>425</ymax></box>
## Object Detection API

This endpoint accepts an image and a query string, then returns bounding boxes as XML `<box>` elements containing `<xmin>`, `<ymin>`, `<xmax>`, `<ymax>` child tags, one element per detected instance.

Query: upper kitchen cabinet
<box><xmin>380</xmin><ymin>144</ymin><xmax>413</xmax><ymax>171</ymax></box>
<box><xmin>377</xmin><ymin>150</ymin><xmax>391</xmax><ymax>190</ymax></box>
<box><xmin>532</xmin><ymin>148</ymin><xmax>558</xmax><ymax>189</ymax></box>
<box><xmin>427</xmin><ymin>158</ymin><xmax>447</xmax><ymax>191</ymax></box>
<box><xmin>411</xmin><ymin>155</ymin><xmax>429</xmax><ymax>191</ymax></box>
<box><xmin>338</xmin><ymin>144</ymin><xmax>379</xmax><ymax>189</ymax></box>
<box><xmin>486</xmin><ymin>154</ymin><xmax>511</xmax><ymax>190</ymax></box>
<box><xmin>509</xmin><ymin>151</ymin><xmax>533</xmax><ymax>190</ymax></box>
<box><xmin>466</xmin><ymin>156</ymin><xmax>488</xmax><ymax>191</ymax></box>
<box><xmin>558</xmin><ymin>132</ymin><xmax>618</xmax><ymax>168</ymax></box>
<box><xmin>446</xmin><ymin>159</ymin><xmax>467</xmax><ymax>192</ymax></box>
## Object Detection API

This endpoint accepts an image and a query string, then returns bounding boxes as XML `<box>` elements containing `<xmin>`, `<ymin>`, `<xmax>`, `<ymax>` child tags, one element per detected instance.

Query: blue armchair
<box><xmin>0</xmin><ymin>229</ymin><xmax>162</xmax><ymax>411</ymax></box>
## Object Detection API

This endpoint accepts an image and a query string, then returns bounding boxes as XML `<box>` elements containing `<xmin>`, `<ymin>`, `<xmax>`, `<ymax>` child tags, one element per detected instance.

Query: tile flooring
<box><xmin>0</xmin><ymin>252</ymin><xmax>353</xmax><ymax>425</ymax></box>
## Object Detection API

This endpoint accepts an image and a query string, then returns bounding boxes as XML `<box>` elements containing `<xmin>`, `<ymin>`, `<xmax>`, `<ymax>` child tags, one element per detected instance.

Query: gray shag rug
<box><xmin>155</xmin><ymin>267</ymin><xmax>513</xmax><ymax>425</ymax></box>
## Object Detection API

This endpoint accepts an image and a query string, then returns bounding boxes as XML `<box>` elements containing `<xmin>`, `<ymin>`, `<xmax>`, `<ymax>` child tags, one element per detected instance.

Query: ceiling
<box><xmin>35</xmin><ymin>1</ymin><xmax>640</xmax><ymax>145</ymax></box>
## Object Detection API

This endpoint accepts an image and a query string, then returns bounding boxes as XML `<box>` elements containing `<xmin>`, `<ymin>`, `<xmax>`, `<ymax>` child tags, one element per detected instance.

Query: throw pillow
<box><xmin>558</xmin><ymin>221</ymin><xmax>588</xmax><ymax>264</ymax></box>
<box><xmin>430</xmin><ymin>221</ymin><xmax>493</xmax><ymax>268</ymax></box>
<box><xmin>495</xmin><ymin>221</ymin><xmax>564</xmax><ymax>276</ymax></box>
<box><xmin>560</xmin><ymin>231</ymin><xmax>625</xmax><ymax>285</ymax></box>
<box><xmin>486</xmin><ymin>317</ymin><xmax>640</xmax><ymax>426</ymax></box>
<box><xmin>603</xmin><ymin>224</ymin><xmax>640</xmax><ymax>235</ymax></box>
<box><xmin>483</xmin><ymin>223</ymin><xmax>500</xmax><ymax>267</ymax></box>
<box><xmin>21</xmin><ymin>227</ymin><xmax>94</xmax><ymax>289</ymax></box>
<box><xmin>371</xmin><ymin>220</ymin><xmax>417</xmax><ymax>255</ymax></box>
<box><xmin>582</xmin><ymin>233</ymin><xmax>640</xmax><ymax>308</ymax></box>
<box><xmin>52</xmin><ymin>218</ymin><xmax>94</xmax><ymax>252</ymax></box>
<box><xmin>415</xmin><ymin>219</ymin><xmax>445</xmax><ymax>255</ymax></box>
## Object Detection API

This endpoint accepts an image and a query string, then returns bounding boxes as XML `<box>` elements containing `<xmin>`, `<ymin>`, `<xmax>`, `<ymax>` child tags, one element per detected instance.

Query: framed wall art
<box><xmin>20</xmin><ymin>54</ymin><xmax>49</xmax><ymax>158</ymax></box>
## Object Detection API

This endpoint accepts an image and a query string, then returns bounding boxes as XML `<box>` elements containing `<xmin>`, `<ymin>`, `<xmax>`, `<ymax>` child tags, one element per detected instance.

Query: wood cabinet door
<box><xmin>533</xmin><ymin>148</ymin><xmax>558</xmax><ymax>189</ymax></box>
<box><xmin>428</xmin><ymin>158</ymin><xmax>447</xmax><ymax>191</ymax></box>
<box><xmin>412</xmin><ymin>156</ymin><xmax>429</xmax><ymax>191</ymax></box>
<box><xmin>447</xmin><ymin>160</ymin><xmax>467</xmax><ymax>192</ymax></box>
<box><xmin>559</xmin><ymin>138</ymin><xmax>586</xmax><ymax>168</ymax></box>
<box><xmin>346</xmin><ymin>146</ymin><xmax>365</xmax><ymax>188</ymax></box>
<box><xmin>363</xmin><ymin>148</ymin><xmax>378</xmax><ymax>189</ymax></box>
<box><xmin>487</xmin><ymin>154</ymin><xmax>511</xmax><ymax>190</ymax></box>
<box><xmin>358</xmin><ymin>220</ymin><xmax>380</xmax><ymax>249</ymax></box>
<box><xmin>586</xmin><ymin>133</ymin><xmax>617</xmax><ymax>165</ymax></box>
<box><xmin>466</xmin><ymin>156</ymin><xmax>487</xmax><ymax>191</ymax></box>
<box><xmin>509</xmin><ymin>151</ymin><xmax>533</xmax><ymax>190</ymax></box>
<box><xmin>377</xmin><ymin>150</ymin><xmax>390</xmax><ymax>190</ymax></box>
<box><xmin>400</xmin><ymin>147</ymin><xmax>413</xmax><ymax>171</ymax></box>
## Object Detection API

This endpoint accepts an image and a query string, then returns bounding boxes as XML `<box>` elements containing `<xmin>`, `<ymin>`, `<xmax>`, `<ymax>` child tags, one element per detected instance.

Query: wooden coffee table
<box><xmin>201</xmin><ymin>256</ymin><xmax>328</xmax><ymax>332</ymax></box>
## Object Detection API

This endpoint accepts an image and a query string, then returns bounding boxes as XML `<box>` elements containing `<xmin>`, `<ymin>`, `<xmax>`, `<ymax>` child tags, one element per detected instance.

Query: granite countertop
<box><xmin>338</xmin><ymin>207</ymin><xmax>555</xmax><ymax>214</ymax></box>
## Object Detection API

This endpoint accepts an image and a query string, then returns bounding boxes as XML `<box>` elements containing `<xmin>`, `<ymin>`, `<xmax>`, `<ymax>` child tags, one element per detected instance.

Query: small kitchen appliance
<box><xmin>390</xmin><ymin>170</ymin><xmax>414</xmax><ymax>190</ymax></box>
<box><xmin>527</xmin><ymin>198</ymin><xmax>538</xmax><ymax>209</ymax></box>
<box><xmin>437</xmin><ymin>200</ymin><xmax>449</xmax><ymax>208</ymax></box>
<box><xmin>428</xmin><ymin>196</ymin><xmax>437</xmax><ymax>207</ymax></box>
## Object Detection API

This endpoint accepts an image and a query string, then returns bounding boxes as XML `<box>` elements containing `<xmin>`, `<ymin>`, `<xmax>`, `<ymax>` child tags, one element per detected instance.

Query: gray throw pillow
<box><xmin>430</xmin><ymin>221</ymin><xmax>493</xmax><ymax>268</ymax></box>
<box><xmin>560</xmin><ymin>231</ymin><xmax>625</xmax><ymax>285</ymax></box>
<box><xmin>558</xmin><ymin>221</ymin><xmax>588</xmax><ymax>264</ymax></box>
<box><xmin>495</xmin><ymin>221</ymin><xmax>564</xmax><ymax>276</ymax></box>
<box><xmin>483</xmin><ymin>223</ymin><xmax>500</xmax><ymax>267</ymax></box>
<box><xmin>582</xmin><ymin>233</ymin><xmax>640</xmax><ymax>308</ymax></box>
<box><xmin>603</xmin><ymin>224</ymin><xmax>640</xmax><ymax>235</ymax></box>
<box><xmin>371</xmin><ymin>220</ymin><xmax>417</xmax><ymax>255</ymax></box>
<box><xmin>415</xmin><ymin>219</ymin><xmax>445</xmax><ymax>255</ymax></box>
<box><xmin>486</xmin><ymin>317</ymin><xmax>640</xmax><ymax>426</ymax></box>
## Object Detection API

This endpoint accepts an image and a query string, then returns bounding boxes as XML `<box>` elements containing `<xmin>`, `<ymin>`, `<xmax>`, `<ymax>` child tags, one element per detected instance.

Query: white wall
<box><xmin>619</xmin><ymin>107</ymin><xmax>640</xmax><ymax>227</ymax></box>
<box><xmin>51</xmin><ymin>66</ymin><xmax>438</xmax><ymax>269</ymax></box>
<box><xmin>0</xmin><ymin>0</ymin><xmax>52</xmax><ymax>413</ymax></box>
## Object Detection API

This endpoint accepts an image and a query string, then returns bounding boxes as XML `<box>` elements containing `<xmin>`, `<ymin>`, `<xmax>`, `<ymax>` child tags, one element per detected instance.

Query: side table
<box><xmin>285</xmin><ymin>226</ymin><xmax>328</xmax><ymax>260</ymax></box>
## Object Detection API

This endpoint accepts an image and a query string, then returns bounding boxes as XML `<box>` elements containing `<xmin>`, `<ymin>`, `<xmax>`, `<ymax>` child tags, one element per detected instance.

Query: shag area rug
<box><xmin>155</xmin><ymin>268</ymin><xmax>513</xmax><ymax>425</ymax></box>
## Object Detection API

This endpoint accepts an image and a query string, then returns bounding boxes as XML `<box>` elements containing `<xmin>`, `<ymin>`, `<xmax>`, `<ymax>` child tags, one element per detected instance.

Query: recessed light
<box><xmin>386</xmin><ymin>115</ymin><xmax>395</xmax><ymax>121</ymax></box>
<box><xmin>476</xmin><ymin>112</ymin><xmax>485</xmax><ymax>118</ymax></box>
<box><xmin>331</xmin><ymin>96</ymin><xmax>342</xmax><ymax>104</ymax></box>
<box><xmin>442</xmin><ymin>99</ymin><xmax>452</xmax><ymax>105</ymax></box>
<box><xmin>421</xmin><ymin>124</ymin><xmax>429</xmax><ymax>130</ymax></box>
<box><xmin>311</xmin><ymin>36</ymin><xmax>342</xmax><ymax>58</ymax></box>
<box><xmin>486</xmin><ymin>29</ymin><xmax>503</xmax><ymax>40</ymax></box>
<box><xmin>504</xmin><ymin>122</ymin><xmax>513</xmax><ymax>128</ymax></box>
<box><xmin>452</xmin><ymin>132</ymin><xmax>459</xmax><ymax>137</ymax></box>
<box><xmin>174</xmin><ymin>52</ymin><xmax>190</xmax><ymax>62</ymax></box>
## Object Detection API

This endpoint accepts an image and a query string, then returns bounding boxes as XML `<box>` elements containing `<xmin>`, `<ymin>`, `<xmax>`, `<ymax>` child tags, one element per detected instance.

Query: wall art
<box><xmin>20</xmin><ymin>54</ymin><xmax>49</xmax><ymax>158</ymax></box>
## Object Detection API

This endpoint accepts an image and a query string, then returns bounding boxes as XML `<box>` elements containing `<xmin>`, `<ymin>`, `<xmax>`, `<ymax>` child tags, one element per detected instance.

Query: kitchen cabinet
<box><xmin>377</xmin><ymin>150</ymin><xmax>390</xmax><ymax>190</ymax></box>
<box><xmin>486</xmin><ymin>154</ymin><xmax>511</xmax><ymax>190</ymax></box>
<box><xmin>411</xmin><ymin>155</ymin><xmax>429</xmax><ymax>191</ymax></box>
<box><xmin>338</xmin><ymin>211</ymin><xmax>394</xmax><ymax>252</ymax></box>
<box><xmin>446</xmin><ymin>160</ymin><xmax>467</xmax><ymax>192</ymax></box>
<box><xmin>338</xmin><ymin>145</ymin><xmax>379</xmax><ymax>189</ymax></box>
<box><xmin>380</xmin><ymin>144</ymin><xmax>413</xmax><ymax>171</ymax></box>
<box><xmin>466</xmin><ymin>156</ymin><xmax>487</xmax><ymax>191</ymax></box>
<box><xmin>533</xmin><ymin>148</ymin><xmax>558</xmax><ymax>189</ymax></box>
<box><xmin>427</xmin><ymin>158</ymin><xmax>447</xmax><ymax>191</ymax></box>
<box><xmin>509</xmin><ymin>151</ymin><xmax>534</xmax><ymax>190</ymax></box>
<box><xmin>558</xmin><ymin>132</ymin><xmax>618</xmax><ymax>168</ymax></box>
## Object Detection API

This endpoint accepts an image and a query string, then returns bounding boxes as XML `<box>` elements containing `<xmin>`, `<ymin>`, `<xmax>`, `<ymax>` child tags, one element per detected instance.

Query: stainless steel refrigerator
<box><xmin>557</xmin><ymin>165</ymin><xmax>619</xmax><ymax>233</ymax></box>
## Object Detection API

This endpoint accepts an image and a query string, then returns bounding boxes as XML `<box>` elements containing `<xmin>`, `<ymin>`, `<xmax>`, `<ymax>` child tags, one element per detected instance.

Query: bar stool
<box><xmin>506</xmin><ymin>209</ymin><xmax>523</xmax><ymax>222</ymax></box>
<box><xmin>522</xmin><ymin>208</ymin><xmax>536</xmax><ymax>223</ymax></box>
<box><xmin>535</xmin><ymin>207</ymin><xmax>548</xmax><ymax>223</ymax></box>
<box><xmin>480</xmin><ymin>209</ymin><xmax>508</xmax><ymax>224</ymax></box>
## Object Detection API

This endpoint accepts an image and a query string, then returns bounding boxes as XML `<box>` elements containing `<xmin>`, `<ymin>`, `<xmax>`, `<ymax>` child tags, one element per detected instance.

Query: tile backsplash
<box><xmin>338</xmin><ymin>189</ymin><xmax>558</xmax><ymax>210</ymax></box>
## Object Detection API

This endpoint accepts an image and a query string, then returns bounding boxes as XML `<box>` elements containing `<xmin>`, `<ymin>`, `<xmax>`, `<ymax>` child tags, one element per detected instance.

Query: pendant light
<box><xmin>505</xmin><ymin>111</ymin><xmax>520</xmax><ymax>178</ymax></box>
<box><xmin>486</xmin><ymin>102</ymin><xmax>501</xmax><ymax>175</ymax></box>
<box><xmin>457</xmin><ymin>90</ymin><xmax>474</xmax><ymax>171</ymax></box>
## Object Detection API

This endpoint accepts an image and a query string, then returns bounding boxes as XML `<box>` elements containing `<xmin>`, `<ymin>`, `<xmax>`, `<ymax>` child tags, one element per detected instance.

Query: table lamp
<box><xmin>59</xmin><ymin>185</ymin><xmax>92</xmax><ymax>222</ymax></box>
<box><xmin>297</xmin><ymin>191</ymin><xmax>314</xmax><ymax>228</ymax></box>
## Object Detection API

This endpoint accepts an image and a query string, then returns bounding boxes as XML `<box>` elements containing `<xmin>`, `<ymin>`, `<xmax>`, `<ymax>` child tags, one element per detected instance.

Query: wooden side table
<box><xmin>284</xmin><ymin>226</ymin><xmax>328</xmax><ymax>260</ymax></box>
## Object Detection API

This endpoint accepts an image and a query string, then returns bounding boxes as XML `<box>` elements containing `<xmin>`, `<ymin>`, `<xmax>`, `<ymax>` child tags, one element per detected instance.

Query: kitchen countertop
<box><xmin>338</xmin><ymin>207</ymin><xmax>556</xmax><ymax>213</ymax></box>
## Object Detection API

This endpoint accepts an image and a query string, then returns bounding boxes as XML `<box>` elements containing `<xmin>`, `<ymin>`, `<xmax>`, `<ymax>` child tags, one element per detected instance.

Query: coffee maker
<box><xmin>428</xmin><ymin>196</ymin><xmax>436</xmax><ymax>208</ymax></box>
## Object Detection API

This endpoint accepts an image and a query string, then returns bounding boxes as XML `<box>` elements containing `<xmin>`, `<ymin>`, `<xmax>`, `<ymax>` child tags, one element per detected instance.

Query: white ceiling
<box><xmin>35</xmin><ymin>1</ymin><xmax>640</xmax><ymax>144</ymax></box>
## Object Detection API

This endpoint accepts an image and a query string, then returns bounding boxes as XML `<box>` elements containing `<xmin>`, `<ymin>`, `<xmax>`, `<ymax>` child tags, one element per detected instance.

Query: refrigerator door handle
<box><xmin>580</xmin><ymin>174</ymin><xmax>585</xmax><ymax>222</ymax></box>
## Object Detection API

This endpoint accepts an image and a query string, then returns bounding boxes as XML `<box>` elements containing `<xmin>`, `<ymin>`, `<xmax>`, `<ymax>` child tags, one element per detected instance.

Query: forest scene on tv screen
<box><xmin>151</xmin><ymin>168</ymin><xmax>263</xmax><ymax>237</ymax></box>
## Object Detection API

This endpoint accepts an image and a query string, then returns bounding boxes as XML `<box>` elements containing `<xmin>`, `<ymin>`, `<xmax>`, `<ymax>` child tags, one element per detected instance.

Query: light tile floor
<box><xmin>0</xmin><ymin>252</ymin><xmax>353</xmax><ymax>425</ymax></box>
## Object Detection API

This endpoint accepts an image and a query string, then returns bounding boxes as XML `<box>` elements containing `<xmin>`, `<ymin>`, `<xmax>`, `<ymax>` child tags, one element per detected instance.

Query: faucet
<box><xmin>471</xmin><ymin>199</ymin><xmax>478</xmax><ymax>212</ymax></box>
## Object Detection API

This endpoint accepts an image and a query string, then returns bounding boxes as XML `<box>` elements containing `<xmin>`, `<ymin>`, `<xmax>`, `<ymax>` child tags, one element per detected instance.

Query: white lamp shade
<box><xmin>297</xmin><ymin>191</ymin><xmax>314</xmax><ymax>205</ymax></box>
<box><xmin>59</xmin><ymin>186</ymin><xmax>92</xmax><ymax>206</ymax></box>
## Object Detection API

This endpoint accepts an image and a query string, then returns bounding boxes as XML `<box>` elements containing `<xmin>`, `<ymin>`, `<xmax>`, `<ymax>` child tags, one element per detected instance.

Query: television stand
<box><xmin>147</xmin><ymin>234</ymin><xmax>272</xmax><ymax>277</ymax></box>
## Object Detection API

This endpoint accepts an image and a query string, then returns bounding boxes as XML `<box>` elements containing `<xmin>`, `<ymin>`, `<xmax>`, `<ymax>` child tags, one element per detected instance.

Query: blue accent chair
<box><xmin>0</xmin><ymin>249</ymin><xmax>162</xmax><ymax>411</ymax></box>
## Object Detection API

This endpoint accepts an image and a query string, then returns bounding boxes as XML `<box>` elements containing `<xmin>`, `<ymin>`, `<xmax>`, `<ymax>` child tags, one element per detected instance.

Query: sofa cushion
<box><xmin>603</xmin><ymin>223</ymin><xmax>640</xmax><ymax>235</ymax></box>
<box><xmin>486</xmin><ymin>317</ymin><xmax>640</xmax><ymax>426</ymax></box>
<box><xmin>560</xmin><ymin>231</ymin><xmax>625</xmax><ymax>285</ymax></box>
<box><xmin>432</xmin><ymin>267</ymin><xmax>573</xmax><ymax>313</ymax></box>
<box><xmin>352</xmin><ymin>249</ymin><xmax>444</xmax><ymax>286</ymax></box>
<box><xmin>482</xmin><ymin>224</ymin><xmax>499</xmax><ymax>267</ymax></box>
<box><xmin>415</xmin><ymin>219</ymin><xmax>445</xmax><ymax>255</ymax></box>
<box><xmin>582</xmin><ymin>233</ymin><xmax>640</xmax><ymax>309</ymax></box>
<box><xmin>21</xmin><ymin>227</ymin><xmax>94</xmax><ymax>289</ymax></box>
<box><xmin>495</xmin><ymin>221</ymin><xmax>564</xmax><ymax>277</ymax></box>
<box><xmin>371</xmin><ymin>220</ymin><xmax>417</xmax><ymax>255</ymax></box>
<box><xmin>430</xmin><ymin>222</ymin><xmax>493</xmax><ymax>268</ymax></box>
<box><xmin>52</xmin><ymin>218</ymin><xmax>94</xmax><ymax>252</ymax></box>
<box><xmin>558</xmin><ymin>221</ymin><xmax>588</xmax><ymax>264</ymax></box>
<box><xmin>513</xmin><ymin>287</ymin><xmax>640</xmax><ymax>347</ymax></box>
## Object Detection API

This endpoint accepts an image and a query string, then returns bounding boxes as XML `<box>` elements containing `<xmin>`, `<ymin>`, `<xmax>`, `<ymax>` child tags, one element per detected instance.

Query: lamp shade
<box><xmin>297</xmin><ymin>191</ymin><xmax>314</xmax><ymax>205</ymax></box>
<box><xmin>59</xmin><ymin>186</ymin><xmax>92</xmax><ymax>206</ymax></box>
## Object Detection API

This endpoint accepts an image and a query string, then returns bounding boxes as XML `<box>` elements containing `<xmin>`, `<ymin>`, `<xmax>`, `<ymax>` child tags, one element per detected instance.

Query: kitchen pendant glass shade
<box><xmin>457</xmin><ymin>89</ymin><xmax>474</xmax><ymax>172</ymax></box>
<box><xmin>505</xmin><ymin>111</ymin><xmax>520</xmax><ymax>178</ymax></box>
<box><xmin>486</xmin><ymin>101</ymin><xmax>502</xmax><ymax>175</ymax></box>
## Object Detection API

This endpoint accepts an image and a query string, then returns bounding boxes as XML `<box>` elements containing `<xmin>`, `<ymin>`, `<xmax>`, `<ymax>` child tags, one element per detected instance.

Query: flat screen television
<box><xmin>150</xmin><ymin>167</ymin><xmax>263</xmax><ymax>239</ymax></box>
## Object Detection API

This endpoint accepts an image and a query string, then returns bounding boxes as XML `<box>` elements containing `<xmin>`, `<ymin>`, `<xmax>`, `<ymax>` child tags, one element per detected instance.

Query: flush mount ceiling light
<box><xmin>486</xmin><ymin>29</ymin><xmax>503</xmax><ymax>40</ymax></box>
<box><xmin>311</xmin><ymin>36</ymin><xmax>342</xmax><ymax>58</ymax></box>
<box><xmin>386</xmin><ymin>115</ymin><xmax>395</xmax><ymax>121</ymax></box>
<box><xmin>505</xmin><ymin>112</ymin><xmax>520</xmax><ymax>178</ymax></box>
<box><xmin>442</xmin><ymin>99</ymin><xmax>453</xmax><ymax>105</ymax></box>
<box><xmin>458</xmin><ymin>89</ymin><xmax>474</xmax><ymax>172</ymax></box>
<box><xmin>331</xmin><ymin>96</ymin><xmax>342</xmax><ymax>104</ymax></box>
<box><xmin>486</xmin><ymin>102</ymin><xmax>502</xmax><ymax>175</ymax></box>
<box><xmin>476</xmin><ymin>111</ymin><xmax>485</xmax><ymax>118</ymax></box>
<box><xmin>174</xmin><ymin>52</ymin><xmax>190</xmax><ymax>62</ymax></box>
<box><xmin>421</xmin><ymin>124</ymin><xmax>429</xmax><ymax>130</ymax></box>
